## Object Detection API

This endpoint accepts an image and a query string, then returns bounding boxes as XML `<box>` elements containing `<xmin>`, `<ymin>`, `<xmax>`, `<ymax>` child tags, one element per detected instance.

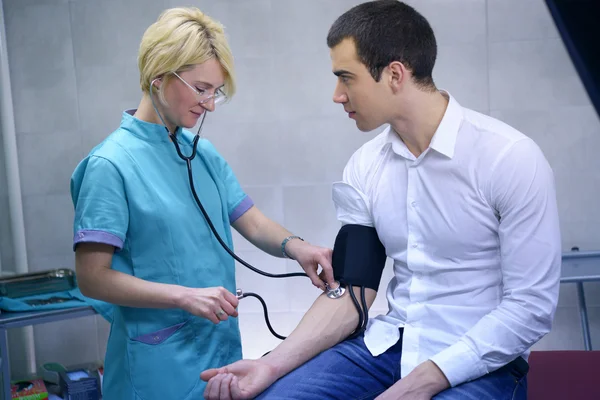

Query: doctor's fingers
<box><xmin>188</xmin><ymin>287</ymin><xmax>240</xmax><ymax>323</ymax></box>
<box><xmin>316</xmin><ymin>251</ymin><xmax>335</xmax><ymax>287</ymax></box>
<box><xmin>222</xmin><ymin>289</ymin><xmax>240</xmax><ymax>308</ymax></box>
<box><xmin>203</xmin><ymin>287</ymin><xmax>238</xmax><ymax>309</ymax></box>
<box><xmin>219</xmin><ymin>299</ymin><xmax>239</xmax><ymax>318</ymax></box>
<box><xmin>214</xmin><ymin>300</ymin><xmax>238</xmax><ymax>322</ymax></box>
<box><xmin>209</xmin><ymin>295</ymin><xmax>239</xmax><ymax>323</ymax></box>
<box><xmin>207</xmin><ymin>287</ymin><xmax>239</xmax><ymax>309</ymax></box>
<box><xmin>304</xmin><ymin>265</ymin><xmax>326</xmax><ymax>291</ymax></box>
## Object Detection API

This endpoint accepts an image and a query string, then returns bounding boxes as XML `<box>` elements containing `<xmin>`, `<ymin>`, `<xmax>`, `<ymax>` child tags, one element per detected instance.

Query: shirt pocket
<box><xmin>127</xmin><ymin>319</ymin><xmax>200</xmax><ymax>400</ymax></box>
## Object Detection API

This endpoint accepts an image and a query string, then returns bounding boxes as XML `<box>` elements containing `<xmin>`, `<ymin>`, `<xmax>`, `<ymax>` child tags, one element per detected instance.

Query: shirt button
<box><xmin>412</xmin><ymin>243</ymin><xmax>418</xmax><ymax>248</ymax></box>
<box><xmin>78</xmin><ymin>232</ymin><xmax>84</xmax><ymax>238</ymax></box>
<box><xmin>411</xmin><ymin>201</ymin><xmax>417</xmax><ymax>207</ymax></box>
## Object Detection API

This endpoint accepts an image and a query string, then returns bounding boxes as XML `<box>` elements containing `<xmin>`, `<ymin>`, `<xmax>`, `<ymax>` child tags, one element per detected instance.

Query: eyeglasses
<box><xmin>172</xmin><ymin>71</ymin><xmax>227</xmax><ymax>105</ymax></box>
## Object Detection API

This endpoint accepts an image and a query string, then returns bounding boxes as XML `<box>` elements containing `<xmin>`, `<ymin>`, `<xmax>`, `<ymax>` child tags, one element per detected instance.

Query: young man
<box><xmin>201</xmin><ymin>1</ymin><xmax>561</xmax><ymax>399</ymax></box>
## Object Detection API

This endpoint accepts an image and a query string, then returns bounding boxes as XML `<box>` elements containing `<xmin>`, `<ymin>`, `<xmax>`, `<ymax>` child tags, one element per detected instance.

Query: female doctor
<box><xmin>70</xmin><ymin>7</ymin><xmax>334</xmax><ymax>400</ymax></box>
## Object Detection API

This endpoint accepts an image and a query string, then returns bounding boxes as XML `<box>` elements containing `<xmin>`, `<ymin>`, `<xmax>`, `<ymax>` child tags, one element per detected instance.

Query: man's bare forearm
<box><xmin>261</xmin><ymin>286</ymin><xmax>377</xmax><ymax>379</ymax></box>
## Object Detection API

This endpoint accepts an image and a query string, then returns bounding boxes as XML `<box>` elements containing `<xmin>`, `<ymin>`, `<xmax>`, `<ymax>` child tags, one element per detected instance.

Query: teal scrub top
<box><xmin>70</xmin><ymin>110</ymin><xmax>253</xmax><ymax>400</ymax></box>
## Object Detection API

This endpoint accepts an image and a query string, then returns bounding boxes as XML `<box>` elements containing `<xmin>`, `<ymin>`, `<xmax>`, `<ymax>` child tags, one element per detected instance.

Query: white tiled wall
<box><xmin>2</xmin><ymin>0</ymin><xmax>599</xmax><ymax>378</ymax></box>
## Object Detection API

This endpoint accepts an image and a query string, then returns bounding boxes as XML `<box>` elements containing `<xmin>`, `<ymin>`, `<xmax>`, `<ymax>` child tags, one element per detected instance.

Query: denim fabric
<box><xmin>257</xmin><ymin>330</ymin><xmax>527</xmax><ymax>400</ymax></box>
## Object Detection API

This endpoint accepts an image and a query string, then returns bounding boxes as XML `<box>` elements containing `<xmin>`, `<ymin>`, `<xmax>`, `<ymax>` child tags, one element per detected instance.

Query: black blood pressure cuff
<box><xmin>332</xmin><ymin>224</ymin><xmax>387</xmax><ymax>291</ymax></box>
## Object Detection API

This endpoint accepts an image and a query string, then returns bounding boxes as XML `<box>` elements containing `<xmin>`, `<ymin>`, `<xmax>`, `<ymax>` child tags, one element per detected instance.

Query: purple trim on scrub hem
<box><xmin>132</xmin><ymin>321</ymin><xmax>187</xmax><ymax>345</ymax></box>
<box><xmin>73</xmin><ymin>229</ymin><xmax>124</xmax><ymax>251</ymax></box>
<box><xmin>230</xmin><ymin>195</ymin><xmax>254</xmax><ymax>223</ymax></box>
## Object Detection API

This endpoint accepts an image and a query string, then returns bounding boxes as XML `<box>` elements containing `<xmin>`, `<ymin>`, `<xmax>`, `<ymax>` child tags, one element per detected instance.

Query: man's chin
<box><xmin>355</xmin><ymin>120</ymin><xmax>383</xmax><ymax>133</ymax></box>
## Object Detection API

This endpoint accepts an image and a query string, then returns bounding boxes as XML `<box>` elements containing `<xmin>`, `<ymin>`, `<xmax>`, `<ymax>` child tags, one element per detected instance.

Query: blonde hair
<box><xmin>138</xmin><ymin>7</ymin><xmax>236</xmax><ymax>101</ymax></box>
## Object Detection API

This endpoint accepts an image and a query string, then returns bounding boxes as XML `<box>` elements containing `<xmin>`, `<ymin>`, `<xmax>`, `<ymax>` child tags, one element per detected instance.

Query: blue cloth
<box><xmin>70</xmin><ymin>110</ymin><xmax>252</xmax><ymax>400</ymax></box>
<box><xmin>256</xmin><ymin>331</ymin><xmax>528</xmax><ymax>400</ymax></box>
<box><xmin>0</xmin><ymin>287</ymin><xmax>113</xmax><ymax>322</ymax></box>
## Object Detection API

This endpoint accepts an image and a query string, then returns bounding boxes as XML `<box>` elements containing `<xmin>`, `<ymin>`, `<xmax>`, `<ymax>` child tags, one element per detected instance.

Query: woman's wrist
<box><xmin>281</xmin><ymin>235</ymin><xmax>304</xmax><ymax>259</ymax></box>
<box><xmin>171</xmin><ymin>285</ymin><xmax>191</xmax><ymax>309</ymax></box>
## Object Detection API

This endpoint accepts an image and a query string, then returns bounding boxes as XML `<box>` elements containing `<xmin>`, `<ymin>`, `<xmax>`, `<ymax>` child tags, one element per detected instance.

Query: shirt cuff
<box><xmin>73</xmin><ymin>229</ymin><xmax>124</xmax><ymax>251</ymax></box>
<box><xmin>429</xmin><ymin>341</ymin><xmax>487</xmax><ymax>387</ymax></box>
<box><xmin>229</xmin><ymin>195</ymin><xmax>254</xmax><ymax>223</ymax></box>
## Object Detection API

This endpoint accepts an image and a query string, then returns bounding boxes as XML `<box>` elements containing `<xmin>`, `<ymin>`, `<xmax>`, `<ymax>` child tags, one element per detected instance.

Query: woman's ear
<box><xmin>151</xmin><ymin>77</ymin><xmax>162</xmax><ymax>90</ymax></box>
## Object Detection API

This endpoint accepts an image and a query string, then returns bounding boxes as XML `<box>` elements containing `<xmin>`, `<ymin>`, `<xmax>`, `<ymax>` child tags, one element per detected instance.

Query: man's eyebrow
<box><xmin>333</xmin><ymin>69</ymin><xmax>355</xmax><ymax>77</ymax></box>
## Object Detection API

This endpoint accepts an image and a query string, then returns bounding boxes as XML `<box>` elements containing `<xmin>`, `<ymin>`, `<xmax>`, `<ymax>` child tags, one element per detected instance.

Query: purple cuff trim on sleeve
<box><xmin>229</xmin><ymin>195</ymin><xmax>254</xmax><ymax>223</ymax></box>
<box><xmin>131</xmin><ymin>321</ymin><xmax>187</xmax><ymax>345</ymax></box>
<box><xmin>73</xmin><ymin>229</ymin><xmax>124</xmax><ymax>251</ymax></box>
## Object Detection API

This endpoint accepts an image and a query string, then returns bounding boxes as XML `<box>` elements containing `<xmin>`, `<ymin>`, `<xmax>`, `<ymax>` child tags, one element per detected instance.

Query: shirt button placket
<box><xmin>407</xmin><ymin>166</ymin><xmax>418</xmax><ymax>254</ymax></box>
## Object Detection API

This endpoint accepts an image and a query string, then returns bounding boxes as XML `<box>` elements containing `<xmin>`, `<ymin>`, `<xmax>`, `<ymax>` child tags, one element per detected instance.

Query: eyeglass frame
<box><xmin>172</xmin><ymin>71</ymin><xmax>227</xmax><ymax>105</ymax></box>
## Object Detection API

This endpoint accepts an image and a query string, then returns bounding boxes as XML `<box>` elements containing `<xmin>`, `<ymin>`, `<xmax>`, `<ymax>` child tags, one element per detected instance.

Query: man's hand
<box><xmin>201</xmin><ymin>359</ymin><xmax>279</xmax><ymax>400</ymax></box>
<box><xmin>285</xmin><ymin>239</ymin><xmax>335</xmax><ymax>290</ymax></box>
<box><xmin>375</xmin><ymin>360</ymin><xmax>450</xmax><ymax>400</ymax></box>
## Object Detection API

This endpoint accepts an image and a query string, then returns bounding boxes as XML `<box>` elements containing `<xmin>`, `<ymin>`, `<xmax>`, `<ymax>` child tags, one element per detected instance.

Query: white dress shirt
<box><xmin>332</xmin><ymin>92</ymin><xmax>561</xmax><ymax>387</ymax></box>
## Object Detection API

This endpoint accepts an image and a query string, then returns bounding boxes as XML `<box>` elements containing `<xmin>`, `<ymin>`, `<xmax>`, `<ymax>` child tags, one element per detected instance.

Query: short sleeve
<box><xmin>200</xmin><ymin>140</ymin><xmax>253</xmax><ymax>223</ymax></box>
<box><xmin>70</xmin><ymin>155</ymin><xmax>129</xmax><ymax>251</ymax></box>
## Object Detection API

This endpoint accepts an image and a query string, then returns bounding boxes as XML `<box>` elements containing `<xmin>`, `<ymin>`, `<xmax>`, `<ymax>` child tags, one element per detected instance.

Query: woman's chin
<box><xmin>179</xmin><ymin>119</ymin><xmax>198</xmax><ymax>129</ymax></box>
<box><xmin>182</xmin><ymin>111</ymin><xmax>203</xmax><ymax>129</ymax></box>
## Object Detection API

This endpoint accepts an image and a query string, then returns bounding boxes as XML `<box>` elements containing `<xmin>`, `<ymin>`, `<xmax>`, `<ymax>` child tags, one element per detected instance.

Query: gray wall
<box><xmin>1</xmin><ymin>0</ymin><xmax>599</xmax><ymax>378</ymax></box>
<box><xmin>0</xmin><ymin>130</ymin><xmax>13</xmax><ymax>272</ymax></box>
<box><xmin>0</xmin><ymin>40</ymin><xmax>12</xmax><ymax>272</ymax></box>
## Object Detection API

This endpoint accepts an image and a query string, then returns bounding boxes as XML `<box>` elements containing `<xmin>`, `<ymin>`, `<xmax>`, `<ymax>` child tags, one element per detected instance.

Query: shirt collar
<box><xmin>386</xmin><ymin>91</ymin><xmax>463</xmax><ymax>160</ymax></box>
<box><xmin>385</xmin><ymin>126</ymin><xmax>413</xmax><ymax>160</ymax></box>
<box><xmin>429</xmin><ymin>91</ymin><xmax>462</xmax><ymax>159</ymax></box>
<box><xmin>120</xmin><ymin>109</ymin><xmax>183</xmax><ymax>143</ymax></box>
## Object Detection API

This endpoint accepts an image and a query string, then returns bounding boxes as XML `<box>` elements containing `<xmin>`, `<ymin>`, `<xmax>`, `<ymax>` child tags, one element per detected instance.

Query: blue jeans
<box><xmin>256</xmin><ymin>330</ymin><xmax>527</xmax><ymax>400</ymax></box>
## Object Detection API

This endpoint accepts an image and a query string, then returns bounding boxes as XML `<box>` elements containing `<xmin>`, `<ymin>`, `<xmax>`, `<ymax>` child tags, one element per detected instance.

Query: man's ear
<box><xmin>387</xmin><ymin>61</ymin><xmax>406</xmax><ymax>92</ymax></box>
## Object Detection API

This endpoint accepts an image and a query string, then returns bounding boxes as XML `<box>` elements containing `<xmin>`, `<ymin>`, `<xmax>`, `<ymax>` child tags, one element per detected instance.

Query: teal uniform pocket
<box><xmin>126</xmin><ymin>319</ymin><xmax>200</xmax><ymax>400</ymax></box>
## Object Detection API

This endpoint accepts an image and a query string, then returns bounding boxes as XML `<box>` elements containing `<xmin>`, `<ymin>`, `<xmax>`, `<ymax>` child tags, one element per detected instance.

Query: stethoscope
<box><xmin>149</xmin><ymin>78</ymin><xmax>346</xmax><ymax>340</ymax></box>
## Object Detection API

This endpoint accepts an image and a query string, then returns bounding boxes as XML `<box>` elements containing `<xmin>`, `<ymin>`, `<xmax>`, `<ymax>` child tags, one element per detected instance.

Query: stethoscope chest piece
<box><xmin>325</xmin><ymin>281</ymin><xmax>346</xmax><ymax>299</ymax></box>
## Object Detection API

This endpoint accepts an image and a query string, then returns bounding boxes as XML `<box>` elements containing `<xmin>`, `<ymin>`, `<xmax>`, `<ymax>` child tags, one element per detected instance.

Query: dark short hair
<box><xmin>327</xmin><ymin>0</ymin><xmax>437</xmax><ymax>89</ymax></box>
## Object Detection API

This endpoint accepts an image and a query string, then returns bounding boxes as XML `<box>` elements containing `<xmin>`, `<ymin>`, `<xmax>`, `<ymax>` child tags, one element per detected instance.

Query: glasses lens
<box><xmin>214</xmin><ymin>94</ymin><xmax>227</xmax><ymax>105</ymax></box>
<box><xmin>197</xmin><ymin>89</ymin><xmax>227</xmax><ymax>105</ymax></box>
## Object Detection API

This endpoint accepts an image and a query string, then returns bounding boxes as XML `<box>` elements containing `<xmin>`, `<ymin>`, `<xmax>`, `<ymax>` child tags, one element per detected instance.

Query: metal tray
<box><xmin>0</xmin><ymin>269</ymin><xmax>76</xmax><ymax>298</ymax></box>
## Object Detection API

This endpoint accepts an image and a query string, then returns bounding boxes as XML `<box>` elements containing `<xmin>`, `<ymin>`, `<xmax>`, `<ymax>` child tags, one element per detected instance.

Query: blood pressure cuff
<box><xmin>332</xmin><ymin>224</ymin><xmax>386</xmax><ymax>291</ymax></box>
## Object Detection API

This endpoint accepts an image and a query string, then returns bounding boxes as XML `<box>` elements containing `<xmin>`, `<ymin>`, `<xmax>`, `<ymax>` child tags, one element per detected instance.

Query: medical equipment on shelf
<box><xmin>0</xmin><ymin>269</ymin><xmax>76</xmax><ymax>299</ymax></box>
<box><xmin>40</xmin><ymin>362</ymin><xmax>101</xmax><ymax>400</ymax></box>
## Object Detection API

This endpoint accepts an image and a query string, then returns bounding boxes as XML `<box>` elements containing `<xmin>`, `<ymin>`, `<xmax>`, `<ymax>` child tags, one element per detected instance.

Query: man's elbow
<box><xmin>536</xmin><ymin>284</ymin><xmax>560</xmax><ymax>330</ymax></box>
<box><xmin>505</xmin><ymin>289</ymin><xmax>558</xmax><ymax>337</ymax></box>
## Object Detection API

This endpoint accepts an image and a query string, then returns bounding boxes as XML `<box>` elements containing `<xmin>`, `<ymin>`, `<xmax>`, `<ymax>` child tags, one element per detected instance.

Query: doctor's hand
<box><xmin>284</xmin><ymin>240</ymin><xmax>334</xmax><ymax>291</ymax></box>
<box><xmin>177</xmin><ymin>286</ymin><xmax>239</xmax><ymax>324</ymax></box>
<box><xmin>201</xmin><ymin>359</ymin><xmax>277</xmax><ymax>400</ymax></box>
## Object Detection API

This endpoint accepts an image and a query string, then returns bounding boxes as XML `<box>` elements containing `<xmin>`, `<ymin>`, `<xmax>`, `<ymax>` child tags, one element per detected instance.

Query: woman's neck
<box><xmin>134</xmin><ymin>94</ymin><xmax>177</xmax><ymax>134</ymax></box>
